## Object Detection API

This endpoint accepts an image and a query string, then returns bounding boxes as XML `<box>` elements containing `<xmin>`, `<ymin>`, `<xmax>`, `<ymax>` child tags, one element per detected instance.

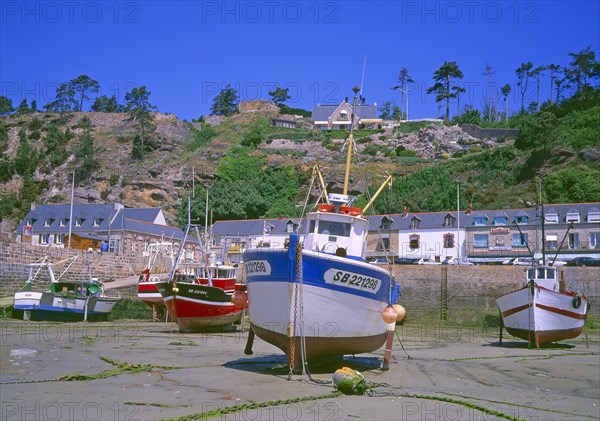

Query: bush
<box><xmin>108</xmin><ymin>298</ymin><xmax>153</xmax><ymax>320</ymax></box>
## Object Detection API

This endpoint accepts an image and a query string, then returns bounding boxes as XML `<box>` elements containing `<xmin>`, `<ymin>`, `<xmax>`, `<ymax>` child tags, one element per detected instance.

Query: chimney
<box><xmin>466</xmin><ymin>203</ymin><xmax>473</xmax><ymax>215</ymax></box>
<box><xmin>402</xmin><ymin>206</ymin><xmax>409</xmax><ymax>217</ymax></box>
<box><xmin>31</xmin><ymin>202</ymin><xmax>36</xmax><ymax>210</ymax></box>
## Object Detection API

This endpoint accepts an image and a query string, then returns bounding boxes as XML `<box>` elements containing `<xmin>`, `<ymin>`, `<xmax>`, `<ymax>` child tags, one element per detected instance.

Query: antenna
<box><xmin>360</xmin><ymin>54</ymin><xmax>367</xmax><ymax>96</ymax></box>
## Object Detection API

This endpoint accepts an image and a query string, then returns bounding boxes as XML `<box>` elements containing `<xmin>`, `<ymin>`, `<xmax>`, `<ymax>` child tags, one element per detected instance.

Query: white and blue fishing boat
<box><xmin>13</xmin><ymin>256</ymin><xmax>120</xmax><ymax>321</ymax></box>
<box><xmin>243</xmin><ymin>86</ymin><xmax>401</xmax><ymax>370</ymax></box>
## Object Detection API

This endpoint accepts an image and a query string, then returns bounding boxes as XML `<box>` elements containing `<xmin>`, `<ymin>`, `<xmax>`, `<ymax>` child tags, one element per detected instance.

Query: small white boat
<box><xmin>496</xmin><ymin>265</ymin><xmax>589</xmax><ymax>347</ymax></box>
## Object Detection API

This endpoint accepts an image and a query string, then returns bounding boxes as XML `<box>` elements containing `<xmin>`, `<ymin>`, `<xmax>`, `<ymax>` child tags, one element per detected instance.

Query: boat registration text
<box><xmin>244</xmin><ymin>260</ymin><xmax>272</xmax><ymax>276</ymax></box>
<box><xmin>324</xmin><ymin>269</ymin><xmax>381</xmax><ymax>293</ymax></box>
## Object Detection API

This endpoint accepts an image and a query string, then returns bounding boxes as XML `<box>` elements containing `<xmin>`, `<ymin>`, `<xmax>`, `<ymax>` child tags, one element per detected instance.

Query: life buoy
<box><xmin>572</xmin><ymin>296</ymin><xmax>582</xmax><ymax>309</ymax></box>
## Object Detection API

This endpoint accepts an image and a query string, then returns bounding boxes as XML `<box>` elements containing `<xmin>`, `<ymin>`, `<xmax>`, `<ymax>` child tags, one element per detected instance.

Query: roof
<box><xmin>14</xmin><ymin>203</ymin><xmax>181</xmax><ymax>239</ymax></box>
<box><xmin>311</xmin><ymin>104</ymin><xmax>378</xmax><ymax>122</ymax></box>
<box><xmin>211</xmin><ymin>218</ymin><xmax>302</xmax><ymax>238</ymax></box>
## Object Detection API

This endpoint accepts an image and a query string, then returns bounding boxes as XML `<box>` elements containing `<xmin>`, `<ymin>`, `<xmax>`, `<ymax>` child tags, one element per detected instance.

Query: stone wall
<box><xmin>392</xmin><ymin>265</ymin><xmax>599</xmax><ymax>323</ymax></box>
<box><xmin>459</xmin><ymin>123</ymin><xmax>520</xmax><ymax>140</ymax></box>
<box><xmin>0</xmin><ymin>242</ymin><xmax>147</xmax><ymax>296</ymax></box>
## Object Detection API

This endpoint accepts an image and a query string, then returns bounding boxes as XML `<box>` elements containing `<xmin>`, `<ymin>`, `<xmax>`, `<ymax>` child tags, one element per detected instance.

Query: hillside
<box><xmin>1</xmin><ymin>95</ymin><xmax>599</xmax><ymax>231</ymax></box>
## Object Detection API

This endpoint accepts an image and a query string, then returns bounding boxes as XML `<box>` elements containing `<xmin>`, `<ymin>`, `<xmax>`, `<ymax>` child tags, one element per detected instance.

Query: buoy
<box><xmin>381</xmin><ymin>306</ymin><xmax>398</xmax><ymax>323</ymax></box>
<box><xmin>392</xmin><ymin>304</ymin><xmax>406</xmax><ymax>322</ymax></box>
<box><xmin>332</xmin><ymin>367</ymin><xmax>369</xmax><ymax>395</ymax></box>
<box><xmin>232</xmin><ymin>290</ymin><xmax>248</xmax><ymax>307</ymax></box>
<box><xmin>172</xmin><ymin>287</ymin><xmax>179</xmax><ymax>293</ymax></box>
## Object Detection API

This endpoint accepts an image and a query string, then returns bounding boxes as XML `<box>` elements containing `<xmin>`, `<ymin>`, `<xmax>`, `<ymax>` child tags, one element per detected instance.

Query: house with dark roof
<box><xmin>210</xmin><ymin>218</ymin><xmax>301</xmax><ymax>263</ymax></box>
<box><xmin>311</xmin><ymin>100</ymin><xmax>382</xmax><ymax>130</ymax></box>
<box><xmin>208</xmin><ymin>202</ymin><xmax>599</xmax><ymax>264</ymax></box>
<box><xmin>15</xmin><ymin>203</ymin><xmax>198</xmax><ymax>256</ymax></box>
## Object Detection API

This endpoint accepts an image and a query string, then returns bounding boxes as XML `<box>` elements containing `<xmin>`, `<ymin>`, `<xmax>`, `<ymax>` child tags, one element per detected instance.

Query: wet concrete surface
<box><xmin>1</xmin><ymin>319</ymin><xmax>598</xmax><ymax>420</ymax></box>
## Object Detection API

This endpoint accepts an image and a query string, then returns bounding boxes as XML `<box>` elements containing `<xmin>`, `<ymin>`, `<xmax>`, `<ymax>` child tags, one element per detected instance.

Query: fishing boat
<box><xmin>156</xmin><ymin>195</ymin><xmax>244</xmax><ymax>332</ymax></box>
<box><xmin>157</xmin><ymin>258</ymin><xmax>244</xmax><ymax>332</ymax></box>
<box><xmin>13</xmin><ymin>257</ymin><xmax>120</xmax><ymax>321</ymax></box>
<box><xmin>496</xmin><ymin>265</ymin><xmax>589</xmax><ymax>346</ymax></box>
<box><xmin>137</xmin><ymin>240</ymin><xmax>175</xmax><ymax>320</ymax></box>
<box><xmin>242</xmin><ymin>86</ymin><xmax>402</xmax><ymax>370</ymax></box>
<box><xmin>496</xmin><ymin>206</ymin><xmax>590</xmax><ymax>346</ymax></box>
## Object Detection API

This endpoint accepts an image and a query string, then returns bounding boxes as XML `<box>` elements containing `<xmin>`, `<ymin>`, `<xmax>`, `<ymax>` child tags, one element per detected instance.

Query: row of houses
<box><xmin>13</xmin><ymin>202</ymin><xmax>600</xmax><ymax>264</ymax></box>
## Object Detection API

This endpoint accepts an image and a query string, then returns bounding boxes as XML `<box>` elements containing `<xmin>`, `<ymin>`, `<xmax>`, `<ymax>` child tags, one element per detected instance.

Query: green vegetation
<box><xmin>393</xmin><ymin>121</ymin><xmax>442</xmax><ymax>134</ymax></box>
<box><xmin>108</xmin><ymin>298</ymin><xmax>153</xmax><ymax>320</ymax></box>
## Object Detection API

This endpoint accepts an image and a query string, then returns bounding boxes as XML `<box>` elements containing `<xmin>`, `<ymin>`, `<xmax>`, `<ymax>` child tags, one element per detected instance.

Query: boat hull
<box><xmin>156</xmin><ymin>281</ymin><xmax>243</xmax><ymax>332</ymax></box>
<box><xmin>244</xmin><ymin>247</ymin><xmax>399</xmax><ymax>362</ymax></box>
<box><xmin>497</xmin><ymin>285</ymin><xmax>588</xmax><ymax>346</ymax></box>
<box><xmin>13</xmin><ymin>291</ymin><xmax>118</xmax><ymax>321</ymax></box>
<box><xmin>137</xmin><ymin>281</ymin><xmax>166</xmax><ymax>307</ymax></box>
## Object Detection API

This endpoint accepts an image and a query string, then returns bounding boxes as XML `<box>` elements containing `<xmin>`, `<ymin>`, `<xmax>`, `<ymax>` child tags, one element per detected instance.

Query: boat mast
<box><xmin>540</xmin><ymin>180</ymin><xmax>546</xmax><ymax>265</ymax></box>
<box><xmin>343</xmin><ymin>85</ymin><xmax>361</xmax><ymax>196</ymax></box>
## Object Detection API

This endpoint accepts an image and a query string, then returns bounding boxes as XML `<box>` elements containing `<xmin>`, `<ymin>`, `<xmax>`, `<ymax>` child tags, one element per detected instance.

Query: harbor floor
<box><xmin>1</xmin><ymin>319</ymin><xmax>599</xmax><ymax>420</ymax></box>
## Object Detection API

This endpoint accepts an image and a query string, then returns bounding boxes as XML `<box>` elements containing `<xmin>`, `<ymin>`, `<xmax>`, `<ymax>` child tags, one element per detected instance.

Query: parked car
<box><xmin>369</xmin><ymin>257</ymin><xmax>389</xmax><ymax>264</ymax></box>
<box><xmin>393</xmin><ymin>257</ymin><xmax>416</xmax><ymax>265</ymax></box>
<box><xmin>501</xmin><ymin>257</ymin><xmax>540</xmax><ymax>266</ymax></box>
<box><xmin>416</xmin><ymin>258</ymin><xmax>441</xmax><ymax>265</ymax></box>
<box><xmin>566</xmin><ymin>257</ymin><xmax>600</xmax><ymax>267</ymax></box>
<box><xmin>545</xmin><ymin>259</ymin><xmax>568</xmax><ymax>267</ymax></box>
<box><xmin>442</xmin><ymin>257</ymin><xmax>474</xmax><ymax>266</ymax></box>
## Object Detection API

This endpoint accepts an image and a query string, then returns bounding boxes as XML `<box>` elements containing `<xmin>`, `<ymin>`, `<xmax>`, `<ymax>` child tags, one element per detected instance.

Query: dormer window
<box><xmin>410</xmin><ymin>217</ymin><xmax>421</xmax><ymax>229</ymax></box>
<box><xmin>59</xmin><ymin>218</ymin><xmax>69</xmax><ymax>227</ymax></box>
<box><xmin>493</xmin><ymin>216</ymin><xmax>507</xmax><ymax>226</ymax></box>
<box><xmin>380</xmin><ymin>216</ymin><xmax>393</xmax><ymax>230</ymax></box>
<box><xmin>75</xmin><ymin>218</ymin><xmax>84</xmax><ymax>227</ymax></box>
<box><xmin>589</xmin><ymin>210</ymin><xmax>600</xmax><ymax>223</ymax></box>
<box><xmin>444</xmin><ymin>215</ymin><xmax>456</xmax><ymax>227</ymax></box>
<box><xmin>338</xmin><ymin>110</ymin><xmax>349</xmax><ymax>121</ymax></box>
<box><xmin>26</xmin><ymin>218</ymin><xmax>36</xmax><ymax>226</ymax></box>
<box><xmin>565</xmin><ymin>212</ymin><xmax>580</xmax><ymax>223</ymax></box>
<box><xmin>473</xmin><ymin>217</ymin><xmax>487</xmax><ymax>226</ymax></box>
<box><xmin>93</xmin><ymin>218</ymin><xmax>103</xmax><ymax>227</ymax></box>
<box><xmin>514</xmin><ymin>215</ymin><xmax>528</xmax><ymax>225</ymax></box>
<box><xmin>545</xmin><ymin>213</ymin><xmax>558</xmax><ymax>224</ymax></box>
<box><xmin>44</xmin><ymin>218</ymin><xmax>54</xmax><ymax>227</ymax></box>
<box><xmin>286</xmin><ymin>221</ymin><xmax>295</xmax><ymax>233</ymax></box>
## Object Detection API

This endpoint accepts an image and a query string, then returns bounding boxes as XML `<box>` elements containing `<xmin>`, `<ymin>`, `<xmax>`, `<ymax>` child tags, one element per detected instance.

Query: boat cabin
<box><xmin>303</xmin><ymin>196</ymin><xmax>369</xmax><ymax>259</ymax></box>
<box><xmin>526</xmin><ymin>266</ymin><xmax>558</xmax><ymax>291</ymax></box>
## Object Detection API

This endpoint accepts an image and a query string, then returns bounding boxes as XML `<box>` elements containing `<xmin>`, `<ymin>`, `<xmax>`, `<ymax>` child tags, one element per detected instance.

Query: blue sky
<box><xmin>1</xmin><ymin>1</ymin><xmax>598</xmax><ymax>120</ymax></box>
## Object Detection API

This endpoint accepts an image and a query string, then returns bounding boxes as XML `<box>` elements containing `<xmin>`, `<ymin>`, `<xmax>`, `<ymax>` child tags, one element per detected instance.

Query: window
<box><xmin>409</xmin><ymin>234</ymin><xmax>420</xmax><ymax>250</ymax></box>
<box><xmin>75</xmin><ymin>218</ymin><xmax>84</xmax><ymax>227</ymax></box>
<box><xmin>308</xmin><ymin>220</ymin><xmax>316</xmax><ymax>234</ymax></box>
<box><xmin>39</xmin><ymin>233</ymin><xmax>50</xmax><ymax>244</ymax></box>
<box><xmin>93</xmin><ymin>218</ymin><xmax>103</xmax><ymax>227</ymax></box>
<box><xmin>474</xmin><ymin>234</ymin><xmax>488</xmax><ymax>248</ymax></box>
<box><xmin>59</xmin><ymin>218</ymin><xmax>68</xmax><ymax>227</ymax></box>
<box><xmin>589</xmin><ymin>211</ymin><xmax>600</xmax><ymax>223</ymax></box>
<box><xmin>590</xmin><ymin>232</ymin><xmax>599</xmax><ymax>249</ymax></box>
<box><xmin>568</xmin><ymin>233</ymin><xmax>579</xmax><ymax>249</ymax></box>
<box><xmin>493</xmin><ymin>216</ymin><xmax>507</xmax><ymax>226</ymax></box>
<box><xmin>566</xmin><ymin>212</ymin><xmax>580</xmax><ymax>223</ymax></box>
<box><xmin>338</xmin><ymin>110</ymin><xmax>349</xmax><ymax>121</ymax></box>
<box><xmin>318</xmin><ymin>220</ymin><xmax>350</xmax><ymax>237</ymax></box>
<box><xmin>410</xmin><ymin>217</ymin><xmax>421</xmax><ymax>229</ymax></box>
<box><xmin>514</xmin><ymin>215</ymin><xmax>528</xmax><ymax>225</ymax></box>
<box><xmin>545</xmin><ymin>213</ymin><xmax>558</xmax><ymax>223</ymax></box>
<box><xmin>44</xmin><ymin>218</ymin><xmax>53</xmax><ymax>227</ymax></box>
<box><xmin>512</xmin><ymin>233</ymin><xmax>528</xmax><ymax>247</ymax></box>
<box><xmin>376</xmin><ymin>237</ymin><xmax>390</xmax><ymax>251</ymax></box>
<box><xmin>55</xmin><ymin>233</ymin><xmax>64</xmax><ymax>244</ymax></box>
<box><xmin>546</xmin><ymin>235</ymin><xmax>558</xmax><ymax>250</ymax></box>
<box><xmin>444</xmin><ymin>215</ymin><xmax>455</xmax><ymax>227</ymax></box>
<box><xmin>443</xmin><ymin>234</ymin><xmax>454</xmax><ymax>248</ymax></box>
<box><xmin>473</xmin><ymin>217</ymin><xmax>487</xmax><ymax>226</ymax></box>
<box><xmin>286</xmin><ymin>222</ymin><xmax>294</xmax><ymax>233</ymax></box>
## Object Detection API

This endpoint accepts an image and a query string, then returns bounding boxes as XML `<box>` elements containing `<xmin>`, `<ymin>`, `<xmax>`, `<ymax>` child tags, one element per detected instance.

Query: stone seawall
<box><xmin>0</xmin><ymin>242</ymin><xmax>158</xmax><ymax>297</ymax></box>
<box><xmin>459</xmin><ymin>123</ymin><xmax>520</xmax><ymax>140</ymax></box>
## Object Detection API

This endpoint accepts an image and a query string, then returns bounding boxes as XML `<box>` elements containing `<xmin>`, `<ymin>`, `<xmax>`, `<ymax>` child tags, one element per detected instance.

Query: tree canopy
<box><xmin>210</xmin><ymin>84</ymin><xmax>239</xmax><ymax>116</ymax></box>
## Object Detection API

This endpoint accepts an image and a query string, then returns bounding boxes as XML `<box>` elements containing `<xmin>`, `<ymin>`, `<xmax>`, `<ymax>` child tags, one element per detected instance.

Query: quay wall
<box><xmin>2</xmin><ymin>242</ymin><xmax>598</xmax><ymax>323</ymax></box>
